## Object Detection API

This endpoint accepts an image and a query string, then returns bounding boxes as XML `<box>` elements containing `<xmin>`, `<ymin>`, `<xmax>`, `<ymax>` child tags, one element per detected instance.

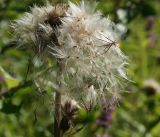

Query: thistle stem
<box><xmin>54</xmin><ymin>62</ymin><xmax>64</xmax><ymax>137</ymax></box>
<box><xmin>54</xmin><ymin>91</ymin><xmax>62</xmax><ymax>137</ymax></box>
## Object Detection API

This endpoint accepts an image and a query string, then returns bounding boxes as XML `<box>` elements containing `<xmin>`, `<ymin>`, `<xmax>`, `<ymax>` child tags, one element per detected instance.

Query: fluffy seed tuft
<box><xmin>12</xmin><ymin>1</ymin><xmax>129</xmax><ymax>108</ymax></box>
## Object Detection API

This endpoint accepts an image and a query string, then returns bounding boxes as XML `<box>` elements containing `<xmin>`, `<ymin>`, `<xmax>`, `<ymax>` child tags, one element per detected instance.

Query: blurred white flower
<box><xmin>117</xmin><ymin>9</ymin><xmax>127</xmax><ymax>23</ymax></box>
<box><xmin>12</xmin><ymin>1</ymin><xmax>129</xmax><ymax>107</ymax></box>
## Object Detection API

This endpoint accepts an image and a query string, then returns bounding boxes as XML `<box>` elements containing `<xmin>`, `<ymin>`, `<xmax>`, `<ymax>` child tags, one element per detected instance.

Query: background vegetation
<box><xmin>0</xmin><ymin>0</ymin><xmax>160</xmax><ymax>137</ymax></box>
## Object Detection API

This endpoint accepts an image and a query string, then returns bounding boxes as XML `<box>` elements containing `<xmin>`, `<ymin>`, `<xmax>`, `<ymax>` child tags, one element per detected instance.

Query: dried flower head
<box><xmin>11</xmin><ymin>3</ymin><xmax>67</xmax><ymax>55</ymax></box>
<box><xmin>53</xmin><ymin>1</ymin><xmax>129</xmax><ymax>105</ymax></box>
<box><xmin>12</xmin><ymin>1</ymin><xmax>129</xmax><ymax>108</ymax></box>
<box><xmin>60</xmin><ymin>99</ymin><xmax>80</xmax><ymax>133</ymax></box>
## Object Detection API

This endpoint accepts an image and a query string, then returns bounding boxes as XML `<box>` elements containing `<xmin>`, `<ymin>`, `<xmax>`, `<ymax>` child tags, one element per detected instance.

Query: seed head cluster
<box><xmin>12</xmin><ymin>1</ymin><xmax>129</xmax><ymax>107</ymax></box>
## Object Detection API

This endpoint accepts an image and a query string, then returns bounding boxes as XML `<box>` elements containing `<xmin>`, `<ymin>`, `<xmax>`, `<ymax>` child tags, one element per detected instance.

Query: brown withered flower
<box><xmin>47</xmin><ymin>4</ymin><xmax>69</xmax><ymax>27</ymax></box>
<box><xmin>60</xmin><ymin>100</ymin><xmax>79</xmax><ymax>133</ymax></box>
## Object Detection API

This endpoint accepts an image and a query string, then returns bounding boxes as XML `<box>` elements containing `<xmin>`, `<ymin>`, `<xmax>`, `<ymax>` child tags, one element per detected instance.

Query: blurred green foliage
<box><xmin>0</xmin><ymin>0</ymin><xmax>160</xmax><ymax>137</ymax></box>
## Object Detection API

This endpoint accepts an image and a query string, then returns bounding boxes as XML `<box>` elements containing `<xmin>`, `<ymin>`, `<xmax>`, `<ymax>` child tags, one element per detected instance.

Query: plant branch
<box><xmin>0</xmin><ymin>80</ymin><xmax>33</xmax><ymax>98</ymax></box>
<box><xmin>54</xmin><ymin>61</ymin><xmax>65</xmax><ymax>137</ymax></box>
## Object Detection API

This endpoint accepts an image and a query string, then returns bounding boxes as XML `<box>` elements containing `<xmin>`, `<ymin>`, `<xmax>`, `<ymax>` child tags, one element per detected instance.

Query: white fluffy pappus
<box><xmin>12</xmin><ymin>1</ymin><xmax>130</xmax><ymax>108</ymax></box>
<box><xmin>11</xmin><ymin>4</ymin><xmax>63</xmax><ymax>56</ymax></box>
<box><xmin>54</xmin><ymin>1</ymin><xmax>129</xmax><ymax>105</ymax></box>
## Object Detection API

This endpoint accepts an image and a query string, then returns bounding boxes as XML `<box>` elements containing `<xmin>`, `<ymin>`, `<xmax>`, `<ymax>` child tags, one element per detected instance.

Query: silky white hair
<box><xmin>12</xmin><ymin>1</ymin><xmax>129</xmax><ymax>108</ymax></box>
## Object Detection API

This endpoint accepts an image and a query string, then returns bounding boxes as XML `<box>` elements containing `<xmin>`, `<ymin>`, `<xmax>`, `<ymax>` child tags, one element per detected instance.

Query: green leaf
<box><xmin>0</xmin><ymin>66</ymin><xmax>20</xmax><ymax>89</ymax></box>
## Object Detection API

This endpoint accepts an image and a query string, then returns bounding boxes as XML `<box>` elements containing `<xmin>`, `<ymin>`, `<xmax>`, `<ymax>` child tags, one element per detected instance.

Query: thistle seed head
<box><xmin>12</xmin><ymin>1</ymin><xmax>130</xmax><ymax>108</ymax></box>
